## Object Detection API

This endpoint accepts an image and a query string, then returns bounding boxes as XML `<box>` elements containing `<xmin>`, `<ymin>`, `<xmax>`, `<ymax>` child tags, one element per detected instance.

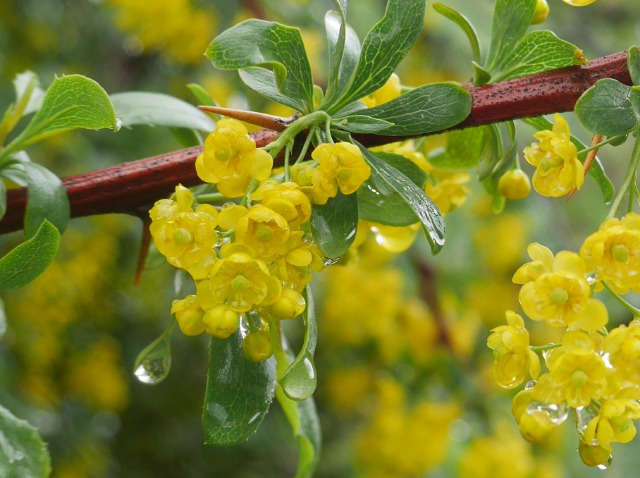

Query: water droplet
<box><xmin>601</xmin><ymin>352</ymin><xmax>613</xmax><ymax>369</ymax></box>
<box><xmin>524</xmin><ymin>380</ymin><xmax>537</xmax><ymax>390</ymax></box>
<box><xmin>238</xmin><ymin>315</ymin><xmax>249</xmax><ymax>339</ymax></box>
<box><xmin>134</xmin><ymin>355</ymin><xmax>171</xmax><ymax>384</ymax></box>
<box><xmin>542</xmin><ymin>349</ymin><xmax>554</xmax><ymax>362</ymax></box>
<box><xmin>597</xmin><ymin>456</ymin><xmax>613</xmax><ymax>470</ymax></box>
<box><xmin>114</xmin><ymin>117</ymin><xmax>123</xmax><ymax>132</ymax></box>
<box><xmin>526</xmin><ymin>401</ymin><xmax>569</xmax><ymax>425</ymax></box>
<box><xmin>323</xmin><ymin>256</ymin><xmax>340</xmax><ymax>266</ymax></box>
<box><xmin>133</xmin><ymin>324</ymin><xmax>174</xmax><ymax>385</ymax></box>
<box><xmin>303</xmin><ymin>357</ymin><xmax>315</xmax><ymax>380</ymax></box>
<box><xmin>575</xmin><ymin>404</ymin><xmax>599</xmax><ymax>436</ymax></box>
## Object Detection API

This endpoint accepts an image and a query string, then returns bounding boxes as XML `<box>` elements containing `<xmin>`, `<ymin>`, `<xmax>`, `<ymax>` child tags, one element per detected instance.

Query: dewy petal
<box><xmin>553</xmin><ymin>250</ymin><xmax>586</xmax><ymax>276</ymax></box>
<box><xmin>528</xmin><ymin>243</ymin><xmax>554</xmax><ymax>269</ymax></box>
<box><xmin>574</xmin><ymin>298</ymin><xmax>609</xmax><ymax>331</ymax></box>
<box><xmin>196</xmin><ymin>153</ymin><xmax>220</xmax><ymax>184</ymax></box>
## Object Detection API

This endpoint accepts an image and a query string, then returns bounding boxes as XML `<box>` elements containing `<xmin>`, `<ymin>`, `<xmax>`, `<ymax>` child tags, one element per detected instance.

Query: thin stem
<box><xmin>325</xmin><ymin>117</ymin><xmax>334</xmax><ymax>144</ymax></box>
<box><xmin>607</xmin><ymin>131</ymin><xmax>640</xmax><ymax>219</ymax></box>
<box><xmin>284</xmin><ymin>140</ymin><xmax>293</xmax><ymax>182</ymax></box>
<box><xmin>295</xmin><ymin>127</ymin><xmax>315</xmax><ymax>165</ymax></box>
<box><xmin>265</xmin><ymin>111</ymin><xmax>329</xmax><ymax>158</ymax></box>
<box><xmin>530</xmin><ymin>343</ymin><xmax>561</xmax><ymax>353</ymax></box>
<box><xmin>578</xmin><ymin>133</ymin><xmax>624</xmax><ymax>155</ymax></box>
<box><xmin>196</xmin><ymin>192</ymin><xmax>226</xmax><ymax>203</ymax></box>
<box><xmin>602</xmin><ymin>280</ymin><xmax>640</xmax><ymax>316</ymax></box>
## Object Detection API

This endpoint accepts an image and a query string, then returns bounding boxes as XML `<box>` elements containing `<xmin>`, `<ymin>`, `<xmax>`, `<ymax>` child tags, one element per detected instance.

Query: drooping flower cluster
<box><xmin>488</xmin><ymin>212</ymin><xmax>640</xmax><ymax>467</ymax></box>
<box><xmin>149</xmin><ymin>118</ymin><xmax>375</xmax><ymax>361</ymax></box>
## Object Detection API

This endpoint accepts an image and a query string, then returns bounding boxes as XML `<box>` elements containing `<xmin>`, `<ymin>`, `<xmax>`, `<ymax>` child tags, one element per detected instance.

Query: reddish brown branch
<box><xmin>0</xmin><ymin>51</ymin><xmax>632</xmax><ymax>235</ymax></box>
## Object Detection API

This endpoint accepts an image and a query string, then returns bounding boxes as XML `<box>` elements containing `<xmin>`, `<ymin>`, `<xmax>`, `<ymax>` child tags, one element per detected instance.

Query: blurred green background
<box><xmin>2</xmin><ymin>0</ymin><xmax>640</xmax><ymax>476</ymax></box>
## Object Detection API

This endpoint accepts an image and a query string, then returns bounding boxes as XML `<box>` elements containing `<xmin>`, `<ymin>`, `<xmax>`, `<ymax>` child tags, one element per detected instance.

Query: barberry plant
<box><xmin>8</xmin><ymin>0</ymin><xmax>640</xmax><ymax>475</ymax></box>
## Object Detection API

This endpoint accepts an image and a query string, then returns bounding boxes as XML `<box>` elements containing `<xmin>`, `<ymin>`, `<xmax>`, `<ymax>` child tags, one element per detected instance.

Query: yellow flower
<box><xmin>523</xmin><ymin>114</ymin><xmax>583</xmax><ymax>197</ymax></box>
<box><xmin>311</xmin><ymin>142</ymin><xmax>371</xmax><ymax>204</ymax></box>
<box><xmin>361</xmin><ymin>73</ymin><xmax>402</xmax><ymax>107</ymax></box>
<box><xmin>424</xmin><ymin>170</ymin><xmax>470</xmax><ymax>215</ymax></box>
<box><xmin>197</xmin><ymin>245</ymin><xmax>281</xmax><ymax>313</ymax></box>
<box><xmin>487</xmin><ymin>311</ymin><xmax>540</xmax><ymax>388</ymax></box>
<box><xmin>517</xmin><ymin>250</ymin><xmax>608</xmax><ymax>330</ymax></box>
<box><xmin>202</xmin><ymin>304</ymin><xmax>239</xmax><ymax>339</ymax></box>
<box><xmin>602</xmin><ymin>319</ymin><xmax>640</xmax><ymax>386</ymax></box>
<box><xmin>512</xmin><ymin>388</ymin><xmax>563</xmax><ymax>444</ymax></box>
<box><xmin>549</xmin><ymin>347</ymin><xmax>607</xmax><ymax>408</ymax></box>
<box><xmin>234</xmin><ymin>204</ymin><xmax>290</xmax><ymax>261</ymax></box>
<box><xmin>196</xmin><ymin>118</ymin><xmax>273</xmax><ymax>198</ymax></box>
<box><xmin>369</xmin><ymin>222</ymin><xmax>420</xmax><ymax>253</ymax></box>
<box><xmin>251</xmin><ymin>181</ymin><xmax>312</xmax><ymax>229</ymax></box>
<box><xmin>580</xmin><ymin>212</ymin><xmax>640</xmax><ymax>294</ymax></box>
<box><xmin>149</xmin><ymin>185</ymin><xmax>218</xmax><ymax>280</ymax></box>
<box><xmin>584</xmin><ymin>397</ymin><xmax>640</xmax><ymax>449</ymax></box>
<box><xmin>513</xmin><ymin>242</ymin><xmax>555</xmax><ymax>284</ymax></box>
<box><xmin>171</xmin><ymin>295</ymin><xmax>205</xmax><ymax>336</ymax></box>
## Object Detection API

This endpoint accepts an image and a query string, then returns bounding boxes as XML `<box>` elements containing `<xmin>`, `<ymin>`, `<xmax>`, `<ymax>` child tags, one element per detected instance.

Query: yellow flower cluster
<box><xmin>489</xmin><ymin>212</ymin><xmax>640</xmax><ymax>466</ymax></box>
<box><xmin>523</xmin><ymin>114</ymin><xmax>584</xmax><ymax>197</ymax></box>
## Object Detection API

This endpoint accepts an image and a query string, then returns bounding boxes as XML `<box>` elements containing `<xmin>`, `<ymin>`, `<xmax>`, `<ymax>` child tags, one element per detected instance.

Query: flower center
<box><xmin>255</xmin><ymin>223</ymin><xmax>274</xmax><ymax>243</ymax></box>
<box><xmin>612</xmin><ymin>244</ymin><xmax>629</xmax><ymax>262</ymax></box>
<box><xmin>571</xmin><ymin>370</ymin><xmax>589</xmax><ymax>388</ymax></box>
<box><xmin>173</xmin><ymin>228</ymin><xmax>193</xmax><ymax>245</ymax></box>
<box><xmin>231</xmin><ymin>274</ymin><xmax>251</xmax><ymax>292</ymax></box>
<box><xmin>336</xmin><ymin>169</ymin><xmax>352</xmax><ymax>182</ymax></box>
<box><xmin>540</xmin><ymin>156</ymin><xmax>563</xmax><ymax>171</ymax></box>
<box><xmin>215</xmin><ymin>147</ymin><xmax>232</xmax><ymax>162</ymax></box>
<box><xmin>550</xmin><ymin>288</ymin><xmax>569</xmax><ymax>305</ymax></box>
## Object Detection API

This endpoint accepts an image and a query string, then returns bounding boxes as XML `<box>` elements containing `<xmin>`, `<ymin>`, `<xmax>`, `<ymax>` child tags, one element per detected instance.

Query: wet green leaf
<box><xmin>280</xmin><ymin>288</ymin><xmax>318</xmax><ymax>401</ymax></box>
<box><xmin>111</xmin><ymin>92</ymin><xmax>215</xmax><ymax>132</ymax></box>
<box><xmin>575</xmin><ymin>78</ymin><xmax>636</xmax><ymax>137</ymax></box>
<box><xmin>356</xmin><ymin>82</ymin><xmax>471</xmax><ymax>136</ymax></box>
<box><xmin>492</xmin><ymin>30</ymin><xmax>585</xmax><ymax>82</ymax></box>
<box><xmin>359</xmin><ymin>147</ymin><xmax>445</xmax><ymax>254</ymax></box>
<box><xmin>203</xmin><ymin>332</ymin><xmax>276</xmax><ymax>446</ymax></box>
<box><xmin>0</xmin><ymin>219</ymin><xmax>60</xmax><ymax>290</ymax></box>
<box><xmin>333</xmin><ymin>115</ymin><xmax>392</xmax><ymax>133</ymax></box>
<box><xmin>358</xmin><ymin>152</ymin><xmax>426</xmax><ymax>226</ymax></box>
<box><xmin>3</xmin><ymin>161</ymin><xmax>69</xmax><ymax>238</ymax></box>
<box><xmin>5</xmin><ymin>75</ymin><xmax>117</xmax><ymax>156</ymax></box>
<box><xmin>206</xmin><ymin>20</ymin><xmax>314</xmax><ymax>113</ymax></box>
<box><xmin>630</xmin><ymin>86</ymin><xmax>640</xmax><ymax>122</ymax></box>
<box><xmin>0</xmin><ymin>298</ymin><xmax>6</xmax><ymax>340</ymax></box>
<box><xmin>329</xmin><ymin>0</ymin><xmax>425</xmax><ymax>113</ymax></box>
<box><xmin>0</xmin><ymin>404</ymin><xmax>51</xmax><ymax>478</ymax></box>
<box><xmin>310</xmin><ymin>190</ymin><xmax>358</xmax><ymax>259</ymax></box>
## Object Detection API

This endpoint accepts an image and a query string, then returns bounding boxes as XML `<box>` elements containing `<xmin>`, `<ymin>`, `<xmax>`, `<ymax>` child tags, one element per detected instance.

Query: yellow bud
<box><xmin>532</xmin><ymin>0</ymin><xmax>549</xmax><ymax>24</ymax></box>
<box><xmin>498</xmin><ymin>169</ymin><xmax>531</xmax><ymax>200</ymax></box>
<box><xmin>562</xmin><ymin>0</ymin><xmax>597</xmax><ymax>6</ymax></box>
<box><xmin>242</xmin><ymin>330</ymin><xmax>273</xmax><ymax>362</ymax></box>
<box><xmin>202</xmin><ymin>305</ymin><xmax>239</xmax><ymax>339</ymax></box>
<box><xmin>578</xmin><ymin>440</ymin><xmax>612</xmax><ymax>467</ymax></box>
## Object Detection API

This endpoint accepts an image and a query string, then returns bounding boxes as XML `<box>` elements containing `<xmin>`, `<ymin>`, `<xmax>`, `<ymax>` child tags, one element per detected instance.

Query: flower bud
<box><xmin>498</xmin><ymin>169</ymin><xmax>531</xmax><ymax>200</ymax></box>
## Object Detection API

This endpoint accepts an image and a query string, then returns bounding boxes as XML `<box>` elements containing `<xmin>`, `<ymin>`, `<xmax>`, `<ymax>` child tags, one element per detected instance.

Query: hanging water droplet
<box><xmin>524</xmin><ymin>380</ymin><xmax>537</xmax><ymax>390</ymax></box>
<box><xmin>575</xmin><ymin>404</ymin><xmax>599</xmax><ymax>436</ymax></box>
<box><xmin>303</xmin><ymin>357</ymin><xmax>316</xmax><ymax>380</ymax></box>
<box><xmin>322</xmin><ymin>256</ymin><xmax>340</xmax><ymax>266</ymax></box>
<box><xmin>114</xmin><ymin>117</ymin><xmax>123</xmax><ymax>132</ymax></box>
<box><xmin>597</xmin><ymin>456</ymin><xmax>613</xmax><ymax>470</ymax></box>
<box><xmin>134</xmin><ymin>355</ymin><xmax>170</xmax><ymax>384</ymax></box>
<box><xmin>526</xmin><ymin>400</ymin><xmax>569</xmax><ymax>425</ymax></box>
<box><xmin>238</xmin><ymin>315</ymin><xmax>249</xmax><ymax>339</ymax></box>
<box><xmin>133</xmin><ymin>322</ymin><xmax>174</xmax><ymax>385</ymax></box>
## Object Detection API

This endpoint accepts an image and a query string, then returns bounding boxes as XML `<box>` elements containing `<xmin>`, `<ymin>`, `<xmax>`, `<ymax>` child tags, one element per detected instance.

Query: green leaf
<box><xmin>187</xmin><ymin>83</ymin><xmax>217</xmax><ymax>108</ymax></box>
<box><xmin>206</xmin><ymin>20</ymin><xmax>314</xmax><ymax>113</ymax></box>
<box><xmin>0</xmin><ymin>404</ymin><xmax>51</xmax><ymax>478</ymax></box>
<box><xmin>631</xmin><ymin>86</ymin><xmax>640</xmax><ymax>122</ymax></box>
<box><xmin>433</xmin><ymin>3</ymin><xmax>481</xmax><ymax>64</ymax></box>
<box><xmin>333</xmin><ymin>115</ymin><xmax>393</xmax><ymax>133</ymax></box>
<box><xmin>238</xmin><ymin>68</ymin><xmax>309</xmax><ymax>112</ymax></box>
<box><xmin>0</xmin><ymin>219</ymin><xmax>60</xmax><ymax>290</ymax></box>
<box><xmin>428</xmin><ymin>127</ymin><xmax>488</xmax><ymax>169</ymax></box>
<box><xmin>0</xmin><ymin>179</ymin><xmax>6</xmax><ymax>221</ymax></box>
<box><xmin>359</xmin><ymin>146</ymin><xmax>446</xmax><ymax>254</ymax></box>
<box><xmin>111</xmin><ymin>92</ymin><xmax>215</xmax><ymax>132</ymax></box>
<box><xmin>476</xmin><ymin>124</ymin><xmax>503</xmax><ymax>181</ymax></box>
<box><xmin>280</xmin><ymin>288</ymin><xmax>318</xmax><ymax>401</ymax></box>
<box><xmin>524</xmin><ymin>116</ymin><xmax>614</xmax><ymax>202</ymax></box>
<box><xmin>358</xmin><ymin>152</ymin><xmax>426</xmax><ymax>226</ymax></box>
<box><xmin>323</xmin><ymin>6</ymin><xmax>362</xmax><ymax>107</ymax></box>
<box><xmin>354</xmin><ymin>83</ymin><xmax>472</xmax><ymax>136</ymax></box>
<box><xmin>329</xmin><ymin>0</ymin><xmax>425</xmax><ymax>113</ymax></box>
<box><xmin>628</xmin><ymin>46</ymin><xmax>640</xmax><ymax>86</ymax></box>
<box><xmin>485</xmin><ymin>0</ymin><xmax>536</xmax><ymax>73</ymax></box>
<box><xmin>575</xmin><ymin>78</ymin><xmax>636</xmax><ymax>137</ymax></box>
<box><xmin>203</xmin><ymin>332</ymin><xmax>276</xmax><ymax>446</ymax></box>
<box><xmin>472</xmin><ymin>62</ymin><xmax>492</xmax><ymax>87</ymax></box>
<box><xmin>310</xmin><ymin>190</ymin><xmax>358</xmax><ymax>260</ymax></box>
<box><xmin>4</xmin><ymin>75</ymin><xmax>117</xmax><ymax>157</ymax></box>
<box><xmin>3</xmin><ymin>161</ymin><xmax>69</xmax><ymax>238</ymax></box>
<box><xmin>492</xmin><ymin>31</ymin><xmax>586</xmax><ymax>82</ymax></box>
